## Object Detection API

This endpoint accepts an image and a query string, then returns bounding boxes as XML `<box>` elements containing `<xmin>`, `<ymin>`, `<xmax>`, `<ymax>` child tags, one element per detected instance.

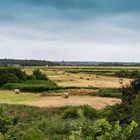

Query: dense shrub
<box><xmin>62</xmin><ymin>106</ymin><xmax>98</xmax><ymax>119</ymax></box>
<box><xmin>0</xmin><ymin>73</ymin><xmax>19</xmax><ymax>86</ymax></box>
<box><xmin>0</xmin><ymin>67</ymin><xmax>27</xmax><ymax>86</ymax></box>
<box><xmin>3</xmin><ymin>80</ymin><xmax>58</xmax><ymax>92</ymax></box>
<box><xmin>33</xmin><ymin>69</ymin><xmax>47</xmax><ymax>80</ymax></box>
<box><xmin>62</xmin><ymin>107</ymin><xmax>79</xmax><ymax>119</ymax></box>
<box><xmin>67</xmin><ymin>118</ymin><xmax>138</xmax><ymax>140</ymax></box>
<box><xmin>115</xmin><ymin>70</ymin><xmax>140</xmax><ymax>78</ymax></box>
<box><xmin>22</xmin><ymin>127</ymin><xmax>45</xmax><ymax>140</ymax></box>
<box><xmin>122</xmin><ymin>78</ymin><xmax>140</xmax><ymax>104</ymax></box>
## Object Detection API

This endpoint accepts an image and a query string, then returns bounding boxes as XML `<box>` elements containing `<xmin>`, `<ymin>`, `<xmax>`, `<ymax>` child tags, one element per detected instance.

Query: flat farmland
<box><xmin>23</xmin><ymin>66</ymin><xmax>136</xmax><ymax>88</ymax></box>
<box><xmin>49</xmin><ymin>73</ymin><xmax>130</xmax><ymax>88</ymax></box>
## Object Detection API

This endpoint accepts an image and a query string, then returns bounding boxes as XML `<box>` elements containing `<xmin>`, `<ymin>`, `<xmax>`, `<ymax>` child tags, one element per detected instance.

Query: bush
<box><xmin>0</xmin><ymin>73</ymin><xmax>19</xmax><ymax>86</ymax></box>
<box><xmin>62</xmin><ymin>107</ymin><xmax>79</xmax><ymax>119</ymax></box>
<box><xmin>62</xmin><ymin>106</ymin><xmax>98</xmax><ymax>119</ymax></box>
<box><xmin>33</xmin><ymin>69</ymin><xmax>47</xmax><ymax>80</ymax></box>
<box><xmin>115</xmin><ymin>70</ymin><xmax>140</xmax><ymax>78</ymax></box>
<box><xmin>22</xmin><ymin>127</ymin><xmax>45</xmax><ymax>140</ymax></box>
<box><xmin>0</xmin><ymin>67</ymin><xmax>28</xmax><ymax>86</ymax></box>
<box><xmin>67</xmin><ymin>118</ymin><xmax>138</xmax><ymax>140</ymax></box>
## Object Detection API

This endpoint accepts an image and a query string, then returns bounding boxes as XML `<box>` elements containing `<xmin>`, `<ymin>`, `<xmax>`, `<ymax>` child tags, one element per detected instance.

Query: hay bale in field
<box><xmin>96</xmin><ymin>75</ymin><xmax>99</xmax><ymax>78</ymax></box>
<box><xmin>119</xmin><ymin>78</ymin><xmax>123</xmax><ymax>85</ymax></box>
<box><xmin>80</xmin><ymin>76</ymin><xmax>83</xmax><ymax>79</ymax></box>
<box><xmin>62</xmin><ymin>92</ymin><xmax>69</xmax><ymax>98</ymax></box>
<box><xmin>45</xmin><ymin>65</ymin><xmax>49</xmax><ymax>69</ymax></box>
<box><xmin>67</xmin><ymin>74</ymin><xmax>70</xmax><ymax>76</ymax></box>
<box><xmin>14</xmin><ymin>89</ymin><xmax>20</xmax><ymax>94</ymax></box>
<box><xmin>58</xmin><ymin>79</ymin><xmax>62</xmax><ymax>82</ymax></box>
<box><xmin>62</xmin><ymin>72</ymin><xmax>65</xmax><ymax>74</ymax></box>
<box><xmin>70</xmin><ymin>78</ymin><xmax>74</xmax><ymax>81</ymax></box>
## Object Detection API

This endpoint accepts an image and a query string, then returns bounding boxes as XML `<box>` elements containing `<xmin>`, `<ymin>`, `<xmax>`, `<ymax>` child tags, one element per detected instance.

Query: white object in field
<box><xmin>45</xmin><ymin>65</ymin><xmax>49</xmax><ymax>69</ymax></box>
<box><xmin>62</xmin><ymin>92</ymin><xmax>69</xmax><ymax>98</ymax></box>
<box><xmin>14</xmin><ymin>89</ymin><xmax>20</xmax><ymax>94</ymax></box>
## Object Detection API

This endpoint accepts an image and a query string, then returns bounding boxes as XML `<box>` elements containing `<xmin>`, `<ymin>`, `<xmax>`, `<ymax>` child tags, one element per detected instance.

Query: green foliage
<box><xmin>0</xmin><ymin>73</ymin><xmax>18</xmax><ymax>86</ymax></box>
<box><xmin>92</xmin><ymin>88</ymin><xmax>121</xmax><ymax>98</ymax></box>
<box><xmin>0</xmin><ymin>108</ymin><xmax>20</xmax><ymax>140</ymax></box>
<box><xmin>0</xmin><ymin>67</ymin><xmax>27</xmax><ymax>86</ymax></box>
<box><xmin>62</xmin><ymin>107</ymin><xmax>79</xmax><ymax>119</ymax></box>
<box><xmin>3</xmin><ymin>80</ymin><xmax>58</xmax><ymax>92</ymax></box>
<box><xmin>22</xmin><ymin>127</ymin><xmax>45</xmax><ymax>140</ymax></box>
<box><xmin>115</xmin><ymin>70</ymin><xmax>140</xmax><ymax>78</ymax></box>
<box><xmin>67</xmin><ymin>118</ymin><xmax>138</xmax><ymax>140</ymax></box>
<box><xmin>0</xmin><ymin>109</ymin><xmax>15</xmax><ymax>134</ymax></box>
<box><xmin>62</xmin><ymin>106</ymin><xmax>98</xmax><ymax>119</ymax></box>
<box><xmin>32</xmin><ymin>69</ymin><xmax>48</xmax><ymax>80</ymax></box>
<box><xmin>122</xmin><ymin>78</ymin><xmax>140</xmax><ymax>104</ymax></box>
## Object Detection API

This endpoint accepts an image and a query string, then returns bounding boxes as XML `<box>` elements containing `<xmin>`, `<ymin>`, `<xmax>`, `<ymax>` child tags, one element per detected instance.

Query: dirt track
<box><xmin>24</xmin><ymin>96</ymin><xmax>121</xmax><ymax>109</ymax></box>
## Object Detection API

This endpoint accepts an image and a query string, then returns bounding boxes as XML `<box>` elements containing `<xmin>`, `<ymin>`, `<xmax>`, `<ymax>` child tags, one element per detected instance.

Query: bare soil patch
<box><xmin>24</xmin><ymin>96</ymin><xmax>121</xmax><ymax>109</ymax></box>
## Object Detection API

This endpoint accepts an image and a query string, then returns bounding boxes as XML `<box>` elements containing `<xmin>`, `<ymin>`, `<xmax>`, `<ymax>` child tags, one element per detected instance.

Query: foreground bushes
<box><xmin>0</xmin><ymin>101</ymin><xmax>139</xmax><ymax>140</ymax></box>
<box><xmin>62</xmin><ymin>105</ymin><xmax>98</xmax><ymax>119</ymax></box>
<box><xmin>67</xmin><ymin>118</ymin><xmax>137</xmax><ymax>140</ymax></box>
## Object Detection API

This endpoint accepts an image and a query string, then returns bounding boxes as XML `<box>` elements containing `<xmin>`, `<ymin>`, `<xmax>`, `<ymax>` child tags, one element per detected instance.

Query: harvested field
<box><xmin>49</xmin><ymin>73</ymin><xmax>130</xmax><ymax>88</ymax></box>
<box><xmin>24</xmin><ymin>96</ymin><xmax>121</xmax><ymax>109</ymax></box>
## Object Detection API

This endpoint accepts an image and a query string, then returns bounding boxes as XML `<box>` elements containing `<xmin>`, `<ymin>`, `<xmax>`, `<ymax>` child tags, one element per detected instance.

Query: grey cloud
<box><xmin>0</xmin><ymin>0</ymin><xmax>140</xmax><ymax>61</ymax></box>
<box><xmin>11</xmin><ymin>0</ymin><xmax>140</xmax><ymax>12</ymax></box>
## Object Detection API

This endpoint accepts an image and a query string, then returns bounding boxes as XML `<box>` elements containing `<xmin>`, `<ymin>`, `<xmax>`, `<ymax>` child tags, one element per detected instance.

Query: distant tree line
<box><xmin>55</xmin><ymin>61</ymin><xmax>140</xmax><ymax>66</ymax></box>
<box><xmin>0</xmin><ymin>59</ymin><xmax>59</xmax><ymax>66</ymax></box>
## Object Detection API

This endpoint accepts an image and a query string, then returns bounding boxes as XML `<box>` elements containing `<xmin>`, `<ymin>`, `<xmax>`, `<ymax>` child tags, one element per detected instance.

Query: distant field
<box><xmin>22</xmin><ymin>66</ymin><xmax>133</xmax><ymax>88</ymax></box>
<box><xmin>49</xmin><ymin>73</ymin><xmax>130</xmax><ymax>88</ymax></box>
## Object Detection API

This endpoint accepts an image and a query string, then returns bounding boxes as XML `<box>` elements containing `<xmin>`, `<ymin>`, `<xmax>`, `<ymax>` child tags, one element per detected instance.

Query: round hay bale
<box><xmin>67</xmin><ymin>74</ymin><xmax>70</xmax><ymax>76</ymax></box>
<box><xmin>96</xmin><ymin>75</ymin><xmax>99</xmax><ymax>78</ymax></box>
<box><xmin>14</xmin><ymin>89</ymin><xmax>20</xmax><ymax>94</ymax></box>
<box><xmin>62</xmin><ymin>92</ymin><xmax>69</xmax><ymax>98</ymax></box>
<box><xmin>70</xmin><ymin>78</ymin><xmax>74</xmax><ymax>81</ymax></box>
<box><xmin>58</xmin><ymin>79</ymin><xmax>62</xmax><ymax>82</ymax></box>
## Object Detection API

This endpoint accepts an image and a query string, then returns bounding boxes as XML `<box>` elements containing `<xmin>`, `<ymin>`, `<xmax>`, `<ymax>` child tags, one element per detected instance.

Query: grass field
<box><xmin>0</xmin><ymin>90</ymin><xmax>39</xmax><ymax>103</ymax></box>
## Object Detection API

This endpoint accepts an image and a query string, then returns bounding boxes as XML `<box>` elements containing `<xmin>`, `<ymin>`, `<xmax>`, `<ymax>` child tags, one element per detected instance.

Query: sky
<box><xmin>0</xmin><ymin>0</ymin><xmax>140</xmax><ymax>62</ymax></box>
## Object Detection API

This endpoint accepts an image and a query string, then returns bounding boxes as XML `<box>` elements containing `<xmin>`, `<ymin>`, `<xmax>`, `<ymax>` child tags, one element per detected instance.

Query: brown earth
<box><xmin>49</xmin><ymin>74</ymin><xmax>130</xmax><ymax>88</ymax></box>
<box><xmin>24</xmin><ymin>96</ymin><xmax>121</xmax><ymax>109</ymax></box>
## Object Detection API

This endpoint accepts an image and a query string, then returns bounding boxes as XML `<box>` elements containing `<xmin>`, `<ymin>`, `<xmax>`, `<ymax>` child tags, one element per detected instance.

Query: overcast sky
<box><xmin>0</xmin><ymin>0</ymin><xmax>140</xmax><ymax>62</ymax></box>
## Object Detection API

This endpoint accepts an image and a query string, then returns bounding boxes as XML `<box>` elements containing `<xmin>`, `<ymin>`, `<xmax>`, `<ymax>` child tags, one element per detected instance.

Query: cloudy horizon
<box><xmin>0</xmin><ymin>0</ymin><xmax>140</xmax><ymax>62</ymax></box>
